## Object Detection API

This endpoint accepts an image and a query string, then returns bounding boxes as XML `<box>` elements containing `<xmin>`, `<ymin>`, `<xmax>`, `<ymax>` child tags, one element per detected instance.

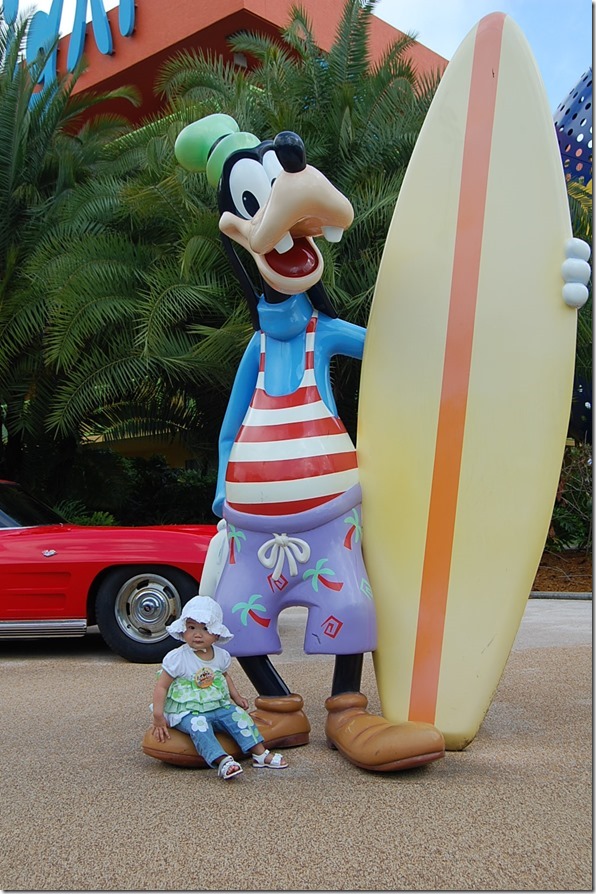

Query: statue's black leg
<box><xmin>331</xmin><ymin>653</ymin><xmax>364</xmax><ymax>696</ymax></box>
<box><xmin>238</xmin><ymin>655</ymin><xmax>291</xmax><ymax>696</ymax></box>
<box><xmin>238</xmin><ymin>655</ymin><xmax>310</xmax><ymax>748</ymax></box>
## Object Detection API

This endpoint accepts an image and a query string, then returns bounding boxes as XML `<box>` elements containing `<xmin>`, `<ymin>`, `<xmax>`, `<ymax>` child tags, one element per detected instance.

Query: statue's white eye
<box><xmin>228</xmin><ymin>158</ymin><xmax>273</xmax><ymax>219</ymax></box>
<box><xmin>262</xmin><ymin>149</ymin><xmax>283</xmax><ymax>185</ymax></box>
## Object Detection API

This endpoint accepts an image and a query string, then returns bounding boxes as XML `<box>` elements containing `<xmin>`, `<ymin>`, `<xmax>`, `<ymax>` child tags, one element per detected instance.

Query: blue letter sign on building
<box><xmin>3</xmin><ymin>0</ymin><xmax>135</xmax><ymax>94</ymax></box>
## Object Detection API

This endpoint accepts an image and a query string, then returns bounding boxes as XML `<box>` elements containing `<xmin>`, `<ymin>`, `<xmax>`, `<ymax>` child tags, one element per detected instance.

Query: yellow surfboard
<box><xmin>357</xmin><ymin>13</ymin><xmax>578</xmax><ymax>750</ymax></box>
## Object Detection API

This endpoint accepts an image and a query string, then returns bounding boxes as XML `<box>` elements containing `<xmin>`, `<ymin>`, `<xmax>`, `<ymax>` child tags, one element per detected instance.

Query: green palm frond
<box><xmin>283</xmin><ymin>5</ymin><xmax>318</xmax><ymax>59</ymax></box>
<box><xmin>327</xmin><ymin>0</ymin><xmax>376</xmax><ymax>88</ymax></box>
<box><xmin>82</xmin><ymin>387</ymin><xmax>208</xmax><ymax>443</ymax></box>
<box><xmin>156</xmin><ymin>49</ymin><xmax>248</xmax><ymax>108</ymax></box>
<box><xmin>228</xmin><ymin>31</ymin><xmax>295</xmax><ymax>69</ymax></box>
<box><xmin>51</xmin><ymin>176</ymin><xmax>129</xmax><ymax>227</ymax></box>
<box><xmin>186</xmin><ymin>314</ymin><xmax>253</xmax><ymax>379</ymax></box>
<box><xmin>180</xmin><ymin>228</ymin><xmax>229</xmax><ymax>281</ymax></box>
<box><xmin>567</xmin><ymin>181</ymin><xmax>592</xmax><ymax>243</ymax></box>
<box><xmin>0</xmin><ymin>286</ymin><xmax>50</xmax><ymax>370</ymax></box>
<box><xmin>47</xmin><ymin>350</ymin><xmax>161</xmax><ymax>434</ymax></box>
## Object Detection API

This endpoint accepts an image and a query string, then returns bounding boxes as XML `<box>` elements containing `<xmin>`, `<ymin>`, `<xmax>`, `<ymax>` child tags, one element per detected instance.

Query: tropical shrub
<box><xmin>547</xmin><ymin>443</ymin><xmax>592</xmax><ymax>551</ymax></box>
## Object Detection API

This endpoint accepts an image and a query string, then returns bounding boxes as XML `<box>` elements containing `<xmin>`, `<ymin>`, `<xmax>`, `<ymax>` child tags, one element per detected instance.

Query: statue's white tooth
<box><xmin>274</xmin><ymin>233</ymin><xmax>294</xmax><ymax>254</ymax></box>
<box><xmin>322</xmin><ymin>226</ymin><xmax>344</xmax><ymax>243</ymax></box>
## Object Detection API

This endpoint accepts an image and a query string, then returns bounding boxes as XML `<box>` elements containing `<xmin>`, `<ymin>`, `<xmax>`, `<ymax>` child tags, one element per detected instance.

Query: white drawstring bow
<box><xmin>257</xmin><ymin>533</ymin><xmax>311</xmax><ymax>581</ymax></box>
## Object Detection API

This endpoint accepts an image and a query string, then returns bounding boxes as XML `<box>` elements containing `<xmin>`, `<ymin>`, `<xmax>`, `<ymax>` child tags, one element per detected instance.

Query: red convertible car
<box><xmin>0</xmin><ymin>480</ymin><xmax>217</xmax><ymax>662</ymax></box>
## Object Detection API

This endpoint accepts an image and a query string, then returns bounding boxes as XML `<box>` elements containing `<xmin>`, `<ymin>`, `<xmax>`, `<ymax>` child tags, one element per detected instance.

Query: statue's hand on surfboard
<box><xmin>562</xmin><ymin>238</ymin><xmax>591</xmax><ymax>308</ymax></box>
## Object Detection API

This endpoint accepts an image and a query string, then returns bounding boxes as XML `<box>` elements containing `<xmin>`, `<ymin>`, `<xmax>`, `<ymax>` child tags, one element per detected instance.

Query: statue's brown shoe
<box><xmin>142</xmin><ymin>693</ymin><xmax>310</xmax><ymax>767</ymax></box>
<box><xmin>325</xmin><ymin>692</ymin><xmax>445</xmax><ymax>772</ymax></box>
<box><xmin>251</xmin><ymin>693</ymin><xmax>311</xmax><ymax>748</ymax></box>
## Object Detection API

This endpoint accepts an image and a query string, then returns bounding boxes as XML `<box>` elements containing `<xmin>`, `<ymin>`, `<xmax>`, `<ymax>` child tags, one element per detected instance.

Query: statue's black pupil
<box><xmin>243</xmin><ymin>191</ymin><xmax>260</xmax><ymax>217</ymax></box>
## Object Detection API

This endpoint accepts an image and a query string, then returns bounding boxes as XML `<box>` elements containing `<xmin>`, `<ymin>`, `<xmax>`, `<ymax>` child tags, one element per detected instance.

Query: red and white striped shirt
<box><xmin>225</xmin><ymin>313</ymin><xmax>359</xmax><ymax>515</ymax></box>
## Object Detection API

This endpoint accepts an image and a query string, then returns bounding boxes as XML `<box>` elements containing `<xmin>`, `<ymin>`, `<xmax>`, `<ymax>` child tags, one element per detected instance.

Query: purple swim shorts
<box><xmin>214</xmin><ymin>484</ymin><xmax>376</xmax><ymax>657</ymax></box>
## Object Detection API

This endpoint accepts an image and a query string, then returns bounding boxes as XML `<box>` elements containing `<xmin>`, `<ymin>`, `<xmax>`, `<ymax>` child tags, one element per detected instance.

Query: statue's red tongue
<box><xmin>265</xmin><ymin>238</ymin><xmax>318</xmax><ymax>278</ymax></box>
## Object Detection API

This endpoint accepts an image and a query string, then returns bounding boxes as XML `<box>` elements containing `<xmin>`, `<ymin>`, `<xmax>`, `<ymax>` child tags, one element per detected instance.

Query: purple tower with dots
<box><xmin>554</xmin><ymin>68</ymin><xmax>592</xmax><ymax>190</ymax></box>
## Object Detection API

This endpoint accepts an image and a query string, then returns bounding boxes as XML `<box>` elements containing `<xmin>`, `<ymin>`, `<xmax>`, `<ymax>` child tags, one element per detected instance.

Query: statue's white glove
<box><xmin>562</xmin><ymin>237</ymin><xmax>591</xmax><ymax>308</ymax></box>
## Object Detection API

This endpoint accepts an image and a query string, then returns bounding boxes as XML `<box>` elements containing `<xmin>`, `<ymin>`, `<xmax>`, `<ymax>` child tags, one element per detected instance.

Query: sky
<box><xmin>375</xmin><ymin>0</ymin><xmax>593</xmax><ymax>113</ymax></box>
<box><xmin>24</xmin><ymin>0</ymin><xmax>595</xmax><ymax>113</ymax></box>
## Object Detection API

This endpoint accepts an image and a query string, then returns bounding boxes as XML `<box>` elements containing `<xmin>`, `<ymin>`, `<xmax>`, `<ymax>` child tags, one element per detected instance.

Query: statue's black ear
<box><xmin>307</xmin><ymin>281</ymin><xmax>338</xmax><ymax>319</ymax></box>
<box><xmin>220</xmin><ymin>234</ymin><xmax>260</xmax><ymax>330</ymax></box>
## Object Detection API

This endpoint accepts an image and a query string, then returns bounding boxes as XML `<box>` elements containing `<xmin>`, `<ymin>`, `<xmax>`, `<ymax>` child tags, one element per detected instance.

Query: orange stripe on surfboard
<box><xmin>408</xmin><ymin>13</ymin><xmax>506</xmax><ymax>723</ymax></box>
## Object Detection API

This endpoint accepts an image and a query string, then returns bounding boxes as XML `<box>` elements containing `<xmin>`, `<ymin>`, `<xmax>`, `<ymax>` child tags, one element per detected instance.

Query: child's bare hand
<box><xmin>236</xmin><ymin>696</ymin><xmax>249</xmax><ymax>710</ymax></box>
<box><xmin>151</xmin><ymin>717</ymin><xmax>170</xmax><ymax>742</ymax></box>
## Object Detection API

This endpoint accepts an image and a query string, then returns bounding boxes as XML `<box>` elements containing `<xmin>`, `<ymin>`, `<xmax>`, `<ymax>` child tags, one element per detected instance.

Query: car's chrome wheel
<box><xmin>96</xmin><ymin>566</ymin><xmax>197</xmax><ymax>662</ymax></box>
<box><xmin>114</xmin><ymin>573</ymin><xmax>180</xmax><ymax>644</ymax></box>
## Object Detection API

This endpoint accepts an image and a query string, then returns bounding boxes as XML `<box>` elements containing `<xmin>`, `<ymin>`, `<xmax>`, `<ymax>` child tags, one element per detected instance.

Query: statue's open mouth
<box><xmin>265</xmin><ymin>238</ymin><xmax>319</xmax><ymax>279</ymax></box>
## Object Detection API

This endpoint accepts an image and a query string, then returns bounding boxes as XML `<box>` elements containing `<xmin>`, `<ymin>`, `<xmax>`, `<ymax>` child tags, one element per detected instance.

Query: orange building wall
<box><xmin>60</xmin><ymin>0</ymin><xmax>447</xmax><ymax>121</ymax></box>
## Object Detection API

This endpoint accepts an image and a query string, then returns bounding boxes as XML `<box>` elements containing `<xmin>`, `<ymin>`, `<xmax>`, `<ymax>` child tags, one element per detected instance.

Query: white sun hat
<box><xmin>166</xmin><ymin>595</ymin><xmax>234</xmax><ymax>644</ymax></box>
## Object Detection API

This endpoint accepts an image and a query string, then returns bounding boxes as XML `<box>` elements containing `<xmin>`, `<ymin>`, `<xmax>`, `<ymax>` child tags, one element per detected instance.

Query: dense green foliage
<box><xmin>547</xmin><ymin>444</ymin><xmax>592</xmax><ymax>551</ymax></box>
<box><xmin>52</xmin><ymin>451</ymin><xmax>217</xmax><ymax>525</ymax></box>
<box><xmin>0</xmin><ymin>11</ymin><xmax>139</xmax><ymax>485</ymax></box>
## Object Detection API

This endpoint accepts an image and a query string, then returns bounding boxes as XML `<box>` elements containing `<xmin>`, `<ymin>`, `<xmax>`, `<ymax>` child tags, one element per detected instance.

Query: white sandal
<box><xmin>218</xmin><ymin>755</ymin><xmax>243</xmax><ymax>779</ymax></box>
<box><xmin>252</xmin><ymin>749</ymin><xmax>288</xmax><ymax>769</ymax></box>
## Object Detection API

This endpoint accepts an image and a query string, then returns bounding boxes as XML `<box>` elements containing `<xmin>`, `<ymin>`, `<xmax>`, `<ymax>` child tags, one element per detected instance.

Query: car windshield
<box><xmin>0</xmin><ymin>483</ymin><xmax>67</xmax><ymax>528</ymax></box>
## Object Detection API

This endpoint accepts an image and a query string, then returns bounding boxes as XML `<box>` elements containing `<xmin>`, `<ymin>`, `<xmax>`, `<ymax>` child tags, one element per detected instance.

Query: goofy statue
<box><xmin>171</xmin><ymin>113</ymin><xmax>445</xmax><ymax>772</ymax></box>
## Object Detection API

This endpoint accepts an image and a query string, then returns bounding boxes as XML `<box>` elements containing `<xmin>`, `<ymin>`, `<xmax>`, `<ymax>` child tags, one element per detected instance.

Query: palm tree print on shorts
<box><xmin>227</xmin><ymin>524</ymin><xmax>246</xmax><ymax>564</ymax></box>
<box><xmin>303</xmin><ymin>558</ymin><xmax>344</xmax><ymax>592</ymax></box>
<box><xmin>343</xmin><ymin>508</ymin><xmax>362</xmax><ymax>549</ymax></box>
<box><xmin>232</xmin><ymin>593</ymin><xmax>271</xmax><ymax>627</ymax></box>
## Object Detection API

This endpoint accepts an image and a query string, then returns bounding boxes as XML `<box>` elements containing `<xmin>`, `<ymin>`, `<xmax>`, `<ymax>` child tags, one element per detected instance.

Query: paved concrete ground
<box><xmin>1</xmin><ymin>599</ymin><xmax>591</xmax><ymax>892</ymax></box>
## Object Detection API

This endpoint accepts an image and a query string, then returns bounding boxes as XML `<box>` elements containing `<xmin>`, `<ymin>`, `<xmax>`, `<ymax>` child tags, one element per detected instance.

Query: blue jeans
<box><xmin>173</xmin><ymin>704</ymin><xmax>264</xmax><ymax>767</ymax></box>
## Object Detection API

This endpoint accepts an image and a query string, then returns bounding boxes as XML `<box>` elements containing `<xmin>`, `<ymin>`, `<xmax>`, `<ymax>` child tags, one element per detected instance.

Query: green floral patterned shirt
<box><xmin>161</xmin><ymin>643</ymin><xmax>233</xmax><ymax>725</ymax></box>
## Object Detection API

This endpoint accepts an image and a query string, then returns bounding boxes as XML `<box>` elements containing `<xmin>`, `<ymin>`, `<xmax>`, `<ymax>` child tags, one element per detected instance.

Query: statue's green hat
<box><xmin>174</xmin><ymin>113</ymin><xmax>260</xmax><ymax>188</ymax></box>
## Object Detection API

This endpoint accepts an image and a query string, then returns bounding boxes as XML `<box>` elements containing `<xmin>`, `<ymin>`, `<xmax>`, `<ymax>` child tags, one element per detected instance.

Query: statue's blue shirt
<box><xmin>213</xmin><ymin>293</ymin><xmax>366</xmax><ymax>515</ymax></box>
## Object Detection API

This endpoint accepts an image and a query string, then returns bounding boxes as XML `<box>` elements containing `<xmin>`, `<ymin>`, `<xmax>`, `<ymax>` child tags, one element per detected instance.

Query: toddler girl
<box><xmin>151</xmin><ymin>595</ymin><xmax>287</xmax><ymax>779</ymax></box>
